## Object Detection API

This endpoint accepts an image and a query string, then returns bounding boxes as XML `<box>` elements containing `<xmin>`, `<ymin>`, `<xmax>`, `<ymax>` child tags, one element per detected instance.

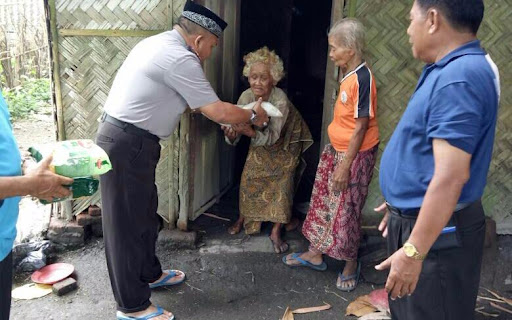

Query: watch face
<box><xmin>403</xmin><ymin>244</ymin><xmax>415</xmax><ymax>257</ymax></box>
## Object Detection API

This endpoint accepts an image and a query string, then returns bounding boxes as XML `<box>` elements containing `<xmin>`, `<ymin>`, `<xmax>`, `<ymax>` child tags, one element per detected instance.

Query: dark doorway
<box><xmin>234</xmin><ymin>0</ymin><xmax>332</xmax><ymax>200</ymax></box>
<box><xmin>208</xmin><ymin>0</ymin><xmax>332</xmax><ymax>227</ymax></box>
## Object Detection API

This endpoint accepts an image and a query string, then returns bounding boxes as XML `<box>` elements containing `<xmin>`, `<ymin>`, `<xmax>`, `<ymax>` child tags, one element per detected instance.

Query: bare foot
<box><xmin>283</xmin><ymin>250</ymin><xmax>323</xmax><ymax>266</ymax></box>
<box><xmin>269</xmin><ymin>234</ymin><xmax>289</xmax><ymax>253</ymax></box>
<box><xmin>228</xmin><ymin>217</ymin><xmax>244</xmax><ymax>235</ymax></box>
<box><xmin>118</xmin><ymin>304</ymin><xmax>174</xmax><ymax>320</ymax></box>
<box><xmin>337</xmin><ymin>260</ymin><xmax>359</xmax><ymax>291</ymax></box>
<box><xmin>150</xmin><ymin>270</ymin><xmax>185</xmax><ymax>287</ymax></box>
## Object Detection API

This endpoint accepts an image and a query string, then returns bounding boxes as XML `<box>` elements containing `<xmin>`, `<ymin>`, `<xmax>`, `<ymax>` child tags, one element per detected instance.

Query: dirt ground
<box><xmin>11</xmin><ymin>107</ymin><xmax>56</xmax><ymax>153</ymax></box>
<box><xmin>9</xmin><ymin>217</ymin><xmax>512</xmax><ymax>320</ymax></box>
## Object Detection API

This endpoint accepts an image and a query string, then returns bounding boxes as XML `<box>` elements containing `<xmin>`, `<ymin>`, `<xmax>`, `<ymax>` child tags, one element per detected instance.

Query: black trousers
<box><xmin>387</xmin><ymin>201</ymin><xmax>485</xmax><ymax>320</ymax></box>
<box><xmin>0</xmin><ymin>252</ymin><xmax>12</xmax><ymax>320</ymax></box>
<box><xmin>97</xmin><ymin>122</ymin><xmax>162</xmax><ymax>313</ymax></box>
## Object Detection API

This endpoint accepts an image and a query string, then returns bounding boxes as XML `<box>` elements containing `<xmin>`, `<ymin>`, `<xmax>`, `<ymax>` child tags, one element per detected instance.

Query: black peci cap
<box><xmin>181</xmin><ymin>1</ymin><xmax>228</xmax><ymax>37</ymax></box>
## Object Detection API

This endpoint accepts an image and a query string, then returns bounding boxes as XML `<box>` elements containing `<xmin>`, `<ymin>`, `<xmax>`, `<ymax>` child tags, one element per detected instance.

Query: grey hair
<box><xmin>328</xmin><ymin>18</ymin><xmax>365</xmax><ymax>58</ymax></box>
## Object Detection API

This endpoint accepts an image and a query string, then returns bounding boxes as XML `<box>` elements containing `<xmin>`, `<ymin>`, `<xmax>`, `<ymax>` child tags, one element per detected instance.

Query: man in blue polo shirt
<box><xmin>374</xmin><ymin>0</ymin><xmax>500</xmax><ymax>319</ymax></box>
<box><xmin>0</xmin><ymin>91</ymin><xmax>73</xmax><ymax>320</ymax></box>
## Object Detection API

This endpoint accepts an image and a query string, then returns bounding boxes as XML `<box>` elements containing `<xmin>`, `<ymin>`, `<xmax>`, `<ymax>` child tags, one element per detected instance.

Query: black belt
<box><xmin>101</xmin><ymin>113</ymin><xmax>159</xmax><ymax>143</ymax></box>
<box><xmin>386</xmin><ymin>203</ymin><xmax>419</xmax><ymax>218</ymax></box>
<box><xmin>386</xmin><ymin>202</ymin><xmax>473</xmax><ymax>218</ymax></box>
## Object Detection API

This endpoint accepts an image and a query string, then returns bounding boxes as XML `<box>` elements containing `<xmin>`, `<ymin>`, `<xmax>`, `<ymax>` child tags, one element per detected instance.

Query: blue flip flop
<box><xmin>336</xmin><ymin>260</ymin><xmax>361</xmax><ymax>292</ymax></box>
<box><xmin>282</xmin><ymin>253</ymin><xmax>327</xmax><ymax>271</ymax></box>
<box><xmin>116</xmin><ymin>306</ymin><xmax>175</xmax><ymax>320</ymax></box>
<box><xmin>149</xmin><ymin>270</ymin><xmax>186</xmax><ymax>289</ymax></box>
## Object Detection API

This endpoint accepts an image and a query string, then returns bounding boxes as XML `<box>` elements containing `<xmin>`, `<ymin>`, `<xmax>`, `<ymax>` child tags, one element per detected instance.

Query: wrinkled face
<box><xmin>194</xmin><ymin>32</ymin><xmax>218</xmax><ymax>61</ymax></box>
<box><xmin>407</xmin><ymin>1</ymin><xmax>430</xmax><ymax>62</ymax></box>
<box><xmin>248</xmin><ymin>62</ymin><xmax>274</xmax><ymax>99</ymax></box>
<box><xmin>328</xmin><ymin>36</ymin><xmax>354</xmax><ymax>70</ymax></box>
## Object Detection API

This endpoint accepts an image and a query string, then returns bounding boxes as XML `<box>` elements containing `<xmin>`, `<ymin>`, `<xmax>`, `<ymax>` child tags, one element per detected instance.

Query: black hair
<box><xmin>416</xmin><ymin>0</ymin><xmax>484</xmax><ymax>34</ymax></box>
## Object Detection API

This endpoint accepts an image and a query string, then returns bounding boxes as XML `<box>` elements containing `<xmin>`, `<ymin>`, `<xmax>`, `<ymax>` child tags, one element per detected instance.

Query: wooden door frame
<box><xmin>320</xmin><ymin>0</ymin><xmax>351</xmax><ymax>150</ymax></box>
<box><xmin>177</xmin><ymin>0</ymin><xmax>241</xmax><ymax>230</ymax></box>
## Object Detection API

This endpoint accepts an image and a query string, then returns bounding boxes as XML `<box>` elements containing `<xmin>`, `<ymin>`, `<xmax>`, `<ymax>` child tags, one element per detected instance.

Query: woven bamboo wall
<box><xmin>349</xmin><ymin>0</ymin><xmax>512</xmax><ymax>233</ymax></box>
<box><xmin>51</xmin><ymin>0</ymin><xmax>187</xmax><ymax>222</ymax></box>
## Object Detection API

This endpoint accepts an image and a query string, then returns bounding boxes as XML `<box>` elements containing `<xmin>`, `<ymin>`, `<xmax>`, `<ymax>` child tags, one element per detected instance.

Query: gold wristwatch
<box><xmin>403</xmin><ymin>242</ymin><xmax>426</xmax><ymax>260</ymax></box>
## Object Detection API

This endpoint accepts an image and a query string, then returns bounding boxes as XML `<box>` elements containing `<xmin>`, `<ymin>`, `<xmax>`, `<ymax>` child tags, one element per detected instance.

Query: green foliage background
<box><xmin>2</xmin><ymin>77</ymin><xmax>51</xmax><ymax>120</ymax></box>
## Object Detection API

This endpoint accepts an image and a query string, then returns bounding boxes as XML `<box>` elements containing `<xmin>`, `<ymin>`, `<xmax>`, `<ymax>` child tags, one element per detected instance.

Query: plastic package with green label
<box><xmin>28</xmin><ymin>140</ymin><xmax>112</xmax><ymax>204</ymax></box>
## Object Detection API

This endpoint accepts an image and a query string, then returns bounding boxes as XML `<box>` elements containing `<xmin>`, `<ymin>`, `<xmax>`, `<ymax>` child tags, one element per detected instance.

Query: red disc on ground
<box><xmin>31</xmin><ymin>263</ymin><xmax>74</xmax><ymax>285</ymax></box>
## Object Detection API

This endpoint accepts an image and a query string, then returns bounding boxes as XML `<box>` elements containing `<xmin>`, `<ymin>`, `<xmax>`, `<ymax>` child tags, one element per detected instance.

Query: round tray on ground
<box><xmin>31</xmin><ymin>263</ymin><xmax>74</xmax><ymax>285</ymax></box>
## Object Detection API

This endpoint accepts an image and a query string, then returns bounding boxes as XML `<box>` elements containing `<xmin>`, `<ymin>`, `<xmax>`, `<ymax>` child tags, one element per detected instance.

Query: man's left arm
<box><xmin>408</xmin><ymin>139</ymin><xmax>471</xmax><ymax>255</ymax></box>
<box><xmin>376</xmin><ymin>139</ymin><xmax>471</xmax><ymax>299</ymax></box>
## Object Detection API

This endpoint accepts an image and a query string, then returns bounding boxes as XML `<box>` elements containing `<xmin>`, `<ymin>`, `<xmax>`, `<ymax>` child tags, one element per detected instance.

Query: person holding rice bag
<box><xmin>28</xmin><ymin>139</ymin><xmax>112</xmax><ymax>203</ymax></box>
<box><xmin>0</xmin><ymin>91</ymin><xmax>73</xmax><ymax>320</ymax></box>
<box><xmin>97</xmin><ymin>2</ymin><xmax>268</xmax><ymax>320</ymax></box>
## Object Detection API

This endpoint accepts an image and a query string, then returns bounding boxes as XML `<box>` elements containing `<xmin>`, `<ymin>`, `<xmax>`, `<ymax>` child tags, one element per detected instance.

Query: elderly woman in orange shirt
<box><xmin>283</xmin><ymin>18</ymin><xmax>379</xmax><ymax>292</ymax></box>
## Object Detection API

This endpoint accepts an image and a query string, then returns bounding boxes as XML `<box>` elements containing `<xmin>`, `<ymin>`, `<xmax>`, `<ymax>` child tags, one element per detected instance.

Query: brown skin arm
<box><xmin>408</xmin><ymin>138</ymin><xmax>471</xmax><ymax>254</ymax></box>
<box><xmin>0</xmin><ymin>155</ymin><xmax>73</xmax><ymax>202</ymax></box>
<box><xmin>221</xmin><ymin>125</ymin><xmax>239</xmax><ymax>143</ymax></box>
<box><xmin>232</xmin><ymin>123</ymin><xmax>256</xmax><ymax>138</ymax></box>
<box><xmin>198</xmin><ymin>98</ymin><xmax>268</xmax><ymax>126</ymax></box>
<box><xmin>375</xmin><ymin>139</ymin><xmax>471</xmax><ymax>299</ymax></box>
<box><xmin>332</xmin><ymin>117</ymin><xmax>369</xmax><ymax>192</ymax></box>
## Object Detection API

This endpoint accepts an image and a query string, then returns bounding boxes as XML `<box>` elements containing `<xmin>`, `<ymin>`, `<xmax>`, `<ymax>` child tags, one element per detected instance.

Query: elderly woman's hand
<box><xmin>232</xmin><ymin>123</ymin><xmax>256</xmax><ymax>138</ymax></box>
<box><xmin>221</xmin><ymin>125</ymin><xmax>238</xmax><ymax>142</ymax></box>
<box><xmin>252</xmin><ymin>98</ymin><xmax>269</xmax><ymax>127</ymax></box>
<box><xmin>332</xmin><ymin>162</ymin><xmax>350</xmax><ymax>194</ymax></box>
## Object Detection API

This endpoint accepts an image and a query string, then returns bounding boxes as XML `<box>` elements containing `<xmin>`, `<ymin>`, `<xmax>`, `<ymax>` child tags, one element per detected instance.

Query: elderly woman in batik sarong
<box><xmin>222</xmin><ymin>46</ymin><xmax>313</xmax><ymax>254</ymax></box>
<box><xmin>283</xmin><ymin>18</ymin><xmax>379</xmax><ymax>292</ymax></box>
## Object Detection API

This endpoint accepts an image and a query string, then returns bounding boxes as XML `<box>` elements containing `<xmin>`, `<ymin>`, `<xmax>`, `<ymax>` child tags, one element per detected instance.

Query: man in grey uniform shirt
<box><xmin>96</xmin><ymin>2</ymin><xmax>268</xmax><ymax>319</ymax></box>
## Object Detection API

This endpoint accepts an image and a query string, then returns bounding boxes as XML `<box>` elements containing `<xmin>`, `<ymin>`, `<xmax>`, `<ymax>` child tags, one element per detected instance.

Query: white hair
<box><xmin>242</xmin><ymin>46</ymin><xmax>284</xmax><ymax>85</ymax></box>
<box><xmin>329</xmin><ymin>18</ymin><xmax>366</xmax><ymax>58</ymax></box>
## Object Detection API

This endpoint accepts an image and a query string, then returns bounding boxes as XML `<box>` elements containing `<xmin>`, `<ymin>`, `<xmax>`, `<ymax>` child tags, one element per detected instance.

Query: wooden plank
<box><xmin>167</xmin><ymin>0</ymin><xmax>173</xmax><ymax>28</ymax></box>
<box><xmin>348</xmin><ymin>0</ymin><xmax>358</xmax><ymax>17</ymax></box>
<box><xmin>221</xmin><ymin>0</ymin><xmax>241</xmax><ymax>103</ymax></box>
<box><xmin>217</xmin><ymin>0</ymin><xmax>240</xmax><ymax>197</ymax></box>
<box><xmin>191</xmin><ymin>170</ymin><xmax>233</xmax><ymax>221</ymax></box>
<box><xmin>320</xmin><ymin>0</ymin><xmax>346</xmax><ymax>150</ymax></box>
<box><xmin>59</xmin><ymin>29</ymin><xmax>165</xmax><ymax>37</ymax></box>
<box><xmin>187</xmin><ymin>0</ymin><xmax>241</xmax><ymax>221</ymax></box>
<box><xmin>161</xmin><ymin>0</ymin><xmax>174</xmax><ymax>228</ymax></box>
<box><xmin>177</xmin><ymin>111</ymin><xmax>191</xmax><ymax>231</ymax></box>
<box><xmin>46</xmin><ymin>0</ymin><xmax>65</xmax><ymax>140</ymax></box>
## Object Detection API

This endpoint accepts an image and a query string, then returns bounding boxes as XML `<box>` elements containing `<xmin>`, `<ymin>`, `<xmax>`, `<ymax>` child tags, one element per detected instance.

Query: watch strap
<box><xmin>250</xmin><ymin>109</ymin><xmax>257</xmax><ymax>123</ymax></box>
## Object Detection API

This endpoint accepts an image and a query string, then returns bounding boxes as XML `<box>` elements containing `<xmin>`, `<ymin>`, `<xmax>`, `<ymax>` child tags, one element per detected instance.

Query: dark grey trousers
<box><xmin>97</xmin><ymin>122</ymin><xmax>162</xmax><ymax>313</ymax></box>
<box><xmin>0</xmin><ymin>252</ymin><xmax>12</xmax><ymax>320</ymax></box>
<box><xmin>387</xmin><ymin>201</ymin><xmax>485</xmax><ymax>320</ymax></box>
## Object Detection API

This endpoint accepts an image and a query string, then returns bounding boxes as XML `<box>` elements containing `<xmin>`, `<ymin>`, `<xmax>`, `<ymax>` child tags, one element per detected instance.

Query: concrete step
<box><xmin>199</xmin><ymin>235</ymin><xmax>307</xmax><ymax>254</ymax></box>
